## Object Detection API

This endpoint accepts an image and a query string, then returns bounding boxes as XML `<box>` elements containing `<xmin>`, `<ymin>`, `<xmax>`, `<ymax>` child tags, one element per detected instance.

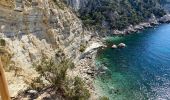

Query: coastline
<box><xmin>90</xmin><ymin>14</ymin><xmax>170</xmax><ymax>99</ymax></box>
<box><xmin>0</xmin><ymin>0</ymin><xmax>170</xmax><ymax>99</ymax></box>
<box><xmin>112</xmin><ymin>14</ymin><xmax>170</xmax><ymax>35</ymax></box>
<box><xmin>92</xmin><ymin>23</ymin><xmax>170</xmax><ymax>100</ymax></box>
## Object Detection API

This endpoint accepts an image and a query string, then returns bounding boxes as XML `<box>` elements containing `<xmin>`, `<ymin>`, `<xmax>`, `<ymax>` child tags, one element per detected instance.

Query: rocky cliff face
<box><xmin>0</xmin><ymin>0</ymin><xmax>101</xmax><ymax>98</ymax></box>
<box><xmin>65</xmin><ymin>0</ymin><xmax>166</xmax><ymax>32</ymax></box>
<box><xmin>64</xmin><ymin>0</ymin><xmax>88</xmax><ymax>11</ymax></box>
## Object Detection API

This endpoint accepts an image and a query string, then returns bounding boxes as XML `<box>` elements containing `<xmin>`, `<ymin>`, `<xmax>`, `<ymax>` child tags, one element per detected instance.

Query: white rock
<box><xmin>112</xmin><ymin>44</ymin><xmax>117</xmax><ymax>49</ymax></box>
<box><xmin>27</xmin><ymin>90</ymin><xmax>38</xmax><ymax>94</ymax></box>
<box><xmin>118</xmin><ymin>43</ymin><xmax>126</xmax><ymax>48</ymax></box>
<box><xmin>160</xmin><ymin>14</ymin><xmax>170</xmax><ymax>23</ymax></box>
<box><xmin>84</xmin><ymin>42</ymin><xmax>103</xmax><ymax>53</ymax></box>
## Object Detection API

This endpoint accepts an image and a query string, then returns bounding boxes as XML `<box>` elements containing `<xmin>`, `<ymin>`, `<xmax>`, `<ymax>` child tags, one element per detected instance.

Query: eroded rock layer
<box><xmin>0</xmin><ymin>0</ymin><xmax>101</xmax><ymax>98</ymax></box>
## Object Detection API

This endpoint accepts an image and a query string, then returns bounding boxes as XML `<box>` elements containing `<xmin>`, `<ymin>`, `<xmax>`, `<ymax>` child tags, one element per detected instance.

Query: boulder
<box><xmin>96</xmin><ymin>66</ymin><xmax>109</xmax><ymax>75</ymax></box>
<box><xmin>134</xmin><ymin>25</ymin><xmax>144</xmax><ymax>30</ymax></box>
<box><xmin>159</xmin><ymin>14</ymin><xmax>170</xmax><ymax>23</ymax></box>
<box><xmin>109</xmin><ymin>87</ymin><xmax>120</xmax><ymax>94</ymax></box>
<box><xmin>118</xmin><ymin>43</ymin><xmax>126</xmax><ymax>48</ymax></box>
<box><xmin>113</xmin><ymin>30</ymin><xmax>124</xmax><ymax>35</ymax></box>
<box><xmin>27</xmin><ymin>90</ymin><xmax>38</xmax><ymax>94</ymax></box>
<box><xmin>125</xmin><ymin>25</ymin><xmax>136</xmax><ymax>34</ymax></box>
<box><xmin>26</xmin><ymin>90</ymin><xmax>38</xmax><ymax>99</ymax></box>
<box><xmin>112</xmin><ymin>44</ymin><xmax>117</xmax><ymax>49</ymax></box>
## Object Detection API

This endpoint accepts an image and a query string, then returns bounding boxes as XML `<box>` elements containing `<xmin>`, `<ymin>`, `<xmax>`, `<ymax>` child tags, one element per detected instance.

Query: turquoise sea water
<box><xmin>95</xmin><ymin>24</ymin><xmax>170</xmax><ymax>100</ymax></box>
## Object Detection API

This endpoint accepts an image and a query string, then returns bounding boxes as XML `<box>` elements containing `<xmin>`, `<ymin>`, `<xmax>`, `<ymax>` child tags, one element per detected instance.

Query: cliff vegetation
<box><xmin>74</xmin><ymin>0</ymin><xmax>166</xmax><ymax>30</ymax></box>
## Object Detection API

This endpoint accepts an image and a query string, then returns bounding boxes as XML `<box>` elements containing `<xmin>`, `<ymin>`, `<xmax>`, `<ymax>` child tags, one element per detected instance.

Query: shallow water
<box><xmin>95</xmin><ymin>24</ymin><xmax>170</xmax><ymax>100</ymax></box>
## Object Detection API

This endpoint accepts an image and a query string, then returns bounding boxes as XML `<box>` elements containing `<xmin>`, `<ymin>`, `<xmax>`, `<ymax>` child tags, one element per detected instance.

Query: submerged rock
<box><xmin>109</xmin><ymin>87</ymin><xmax>120</xmax><ymax>94</ymax></box>
<box><xmin>96</xmin><ymin>66</ymin><xmax>109</xmax><ymax>75</ymax></box>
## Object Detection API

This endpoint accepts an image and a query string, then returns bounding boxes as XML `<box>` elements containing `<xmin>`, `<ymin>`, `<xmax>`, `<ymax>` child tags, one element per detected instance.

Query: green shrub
<box><xmin>0</xmin><ymin>39</ymin><xmax>11</xmax><ymax>70</ymax></box>
<box><xmin>53</xmin><ymin>0</ymin><xmax>65</xmax><ymax>10</ymax></box>
<box><xmin>35</xmin><ymin>52</ymin><xmax>90</xmax><ymax>99</ymax></box>
<box><xmin>64</xmin><ymin>77</ymin><xmax>90</xmax><ymax>100</ymax></box>
<box><xmin>36</xmin><ymin>58</ymin><xmax>72</xmax><ymax>88</ymax></box>
<box><xmin>69</xmin><ymin>61</ymin><xmax>75</xmax><ymax>69</ymax></box>
<box><xmin>78</xmin><ymin>0</ymin><xmax>166</xmax><ymax>30</ymax></box>
<box><xmin>79</xmin><ymin>44</ymin><xmax>86</xmax><ymax>52</ymax></box>
<box><xmin>0</xmin><ymin>38</ymin><xmax>6</xmax><ymax>46</ymax></box>
<box><xmin>99</xmin><ymin>96</ymin><xmax>109</xmax><ymax>100</ymax></box>
<box><xmin>29</xmin><ymin>77</ymin><xmax>44</xmax><ymax>91</ymax></box>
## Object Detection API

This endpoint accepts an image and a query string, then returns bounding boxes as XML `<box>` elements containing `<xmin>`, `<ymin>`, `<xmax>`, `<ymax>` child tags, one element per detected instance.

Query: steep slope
<box><xmin>0</xmin><ymin>0</ymin><xmax>168</xmax><ymax>99</ymax></box>
<box><xmin>0</xmin><ymin>0</ymin><xmax>102</xmax><ymax>99</ymax></box>
<box><xmin>65</xmin><ymin>0</ymin><xmax>166</xmax><ymax>31</ymax></box>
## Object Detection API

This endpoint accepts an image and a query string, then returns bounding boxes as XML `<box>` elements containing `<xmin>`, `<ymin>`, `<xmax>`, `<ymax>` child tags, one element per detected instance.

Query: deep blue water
<box><xmin>95</xmin><ymin>24</ymin><xmax>170</xmax><ymax>100</ymax></box>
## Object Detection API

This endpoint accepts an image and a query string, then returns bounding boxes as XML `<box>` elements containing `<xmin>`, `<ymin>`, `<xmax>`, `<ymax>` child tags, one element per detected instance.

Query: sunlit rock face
<box><xmin>0</xmin><ymin>0</ymin><xmax>95</xmax><ymax>97</ymax></box>
<box><xmin>0</xmin><ymin>8</ymin><xmax>47</xmax><ymax>39</ymax></box>
<box><xmin>64</xmin><ymin>0</ymin><xmax>88</xmax><ymax>11</ymax></box>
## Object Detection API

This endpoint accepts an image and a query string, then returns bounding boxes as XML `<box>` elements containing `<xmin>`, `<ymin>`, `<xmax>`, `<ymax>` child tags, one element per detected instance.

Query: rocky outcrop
<box><xmin>112</xmin><ymin>22</ymin><xmax>153</xmax><ymax>35</ymax></box>
<box><xmin>112</xmin><ymin>44</ymin><xmax>117</xmax><ymax>49</ymax></box>
<box><xmin>159</xmin><ymin>14</ymin><xmax>170</xmax><ymax>23</ymax></box>
<box><xmin>112</xmin><ymin>13</ymin><xmax>170</xmax><ymax>35</ymax></box>
<box><xmin>118</xmin><ymin>43</ymin><xmax>126</xmax><ymax>48</ymax></box>
<box><xmin>112</xmin><ymin>18</ymin><xmax>159</xmax><ymax>35</ymax></box>
<box><xmin>64</xmin><ymin>0</ymin><xmax>88</xmax><ymax>11</ymax></box>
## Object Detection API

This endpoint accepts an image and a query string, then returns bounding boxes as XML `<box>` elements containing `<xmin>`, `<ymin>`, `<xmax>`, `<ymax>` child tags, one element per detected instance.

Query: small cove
<box><xmin>95</xmin><ymin>24</ymin><xmax>170</xmax><ymax>100</ymax></box>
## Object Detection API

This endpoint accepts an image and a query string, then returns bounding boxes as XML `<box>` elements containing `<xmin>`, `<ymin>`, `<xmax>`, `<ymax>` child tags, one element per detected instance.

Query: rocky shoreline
<box><xmin>0</xmin><ymin>0</ymin><xmax>170</xmax><ymax>99</ymax></box>
<box><xmin>67</xmin><ymin>39</ymin><xmax>105</xmax><ymax>99</ymax></box>
<box><xmin>112</xmin><ymin>14</ymin><xmax>170</xmax><ymax>35</ymax></box>
<box><xmin>90</xmin><ymin>14</ymin><xmax>170</xmax><ymax>99</ymax></box>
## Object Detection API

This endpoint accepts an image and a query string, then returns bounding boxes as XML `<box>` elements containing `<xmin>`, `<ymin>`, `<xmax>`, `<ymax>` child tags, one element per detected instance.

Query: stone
<box><xmin>112</xmin><ymin>44</ymin><xmax>117</xmax><ymax>49</ymax></box>
<box><xmin>118</xmin><ymin>43</ymin><xmax>126</xmax><ymax>48</ymax></box>
<box><xmin>97</xmin><ymin>66</ymin><xmax>108</xmax><ymax>75</ymax></box>
<box><xmin>86</xmin><ymin>69</ymin><xmax>94</xmax><ymax>75</ymax></box>
<box><xmin>159</xmin><ymin>14</ymin><xmax>170</xmax><ymax>23</ymax></box>
<box><xmin>113</xmin><ymin>30</ymin><xmax>124</xmax><ymax>35</ymax></box>
<box><xmin>109</xmin><ymin>87</ymin><xmax>120</xmax><ymax>94</ymax></box>
<box><xmin>26</xmin><ymin>90</ymin><xmax>38</xmax><ymax>99</ymax></box>
<box><xmin>14</xmin><ymin>0</ymin><xmax>23</xmax><ymax>12</ymax></box>
<box><xmin>27</xmin><ymin>90</ymin><xmax>38</xmax><ymax>94</ymax></box>
<box><xmin>102</xmin><ymin>66</ymin><xmax>108</xmax><ymax>71</ymax></box>
<box><xmin>84</xmin><ymin>42</ymin><xmax>103</xmax><ymax>53</ymax></box>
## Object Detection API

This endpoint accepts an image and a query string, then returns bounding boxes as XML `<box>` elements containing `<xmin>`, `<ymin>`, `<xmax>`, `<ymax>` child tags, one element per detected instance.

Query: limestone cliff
<box><xmin>64</xmin><ymin>0</ymin><xmax>88</xmax><ymax>11</ymax></box>
<box><xmin>0</xmin><ymin>0</ymin><xmax>102</xmax><ymax>98</ymax></box>
<box><xmin>65</xmin><ymin>0</ymin><xmax>166</xmax><ymax>33</ymax></box>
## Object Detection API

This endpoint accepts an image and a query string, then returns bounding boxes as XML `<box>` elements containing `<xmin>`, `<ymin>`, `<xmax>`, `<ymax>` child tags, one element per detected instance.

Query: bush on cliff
<box><xmin>36</xmin><ymin>58</ymin><xmax>70</xmax><ymax>88</ymax></box>
<box><xmin>0</xmin><ymin>38</ymin><xmax>12</xmax><ymax>70</ymax></box>
<box><xmin>35</xmin><ymin>54</ymin><xmax>90</xmax><ymax>99</ymax></box>
<box><xmin>64</xmin><ymin>76</ymin><xmax>90</xmax><ymax>100</ymax></box>
<box><xmin>99</xmin><ymin>96</ymin><xmax>110</xmax><ymax>100</ymax></box>
<box><xmin>79</xmin><ymin>44</ymin><xmax>86</xmax><ymax>52</ymax></box>
<box><xmin>0</xmin><ymin>38</ymin><xmax>6</xmax><ymax>46</ymax></box>
<box><xmin>53</xmin><ymin>0</ymin><xmax>65</xmax><ymax>9</ymax></box>
<box><xmin>78</xmin><ymin>0</ymin><xmax>166</xmax><ymax>30</ymax></box>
